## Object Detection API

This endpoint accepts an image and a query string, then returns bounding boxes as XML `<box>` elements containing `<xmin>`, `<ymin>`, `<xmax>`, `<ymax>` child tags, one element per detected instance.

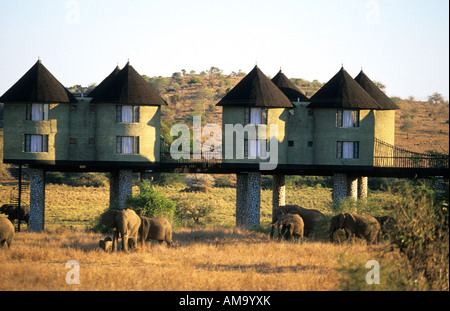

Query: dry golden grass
<box><xmin>0</xmin><ymin>227</ymin><xmax>379</xmax><ymax>291</ymax></box>
<box><xmin>0</xmin><ymin>182</ymin><xmax>440</xmax><ymax>291</ymax></box>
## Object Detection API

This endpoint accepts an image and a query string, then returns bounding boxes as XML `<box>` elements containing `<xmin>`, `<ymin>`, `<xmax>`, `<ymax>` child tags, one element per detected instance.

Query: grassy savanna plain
<box><xmin>1</xmin><ymin>180</ymin><xmax>441</xmax><ymax>291</ymax></box>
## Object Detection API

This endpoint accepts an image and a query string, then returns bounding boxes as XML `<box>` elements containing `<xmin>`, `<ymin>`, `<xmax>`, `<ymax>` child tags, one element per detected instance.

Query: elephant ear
<box><xmin>100</xmin><ymin>209</ymin><xmax>119</xmax><ymax>229</ymax></box>
<box><xmin>344</xmin><ymin>213</ymin><xmax>357</xmax><ymax>227</ymax></box>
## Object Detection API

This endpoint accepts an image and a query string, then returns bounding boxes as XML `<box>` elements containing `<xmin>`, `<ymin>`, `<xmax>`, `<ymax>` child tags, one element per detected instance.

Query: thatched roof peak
<box><xmin>308</xmin><ymin>67</ymin><xmax>382</xmax><ymax>109</ymax></box>
<box><xmin>354</xmin><ymin>70</ymin><xmax>399</xmax><ymax>110</ymax></box>
<box><xmin>90</xmin><ymin>62</ymin><xmax>166</xmax><ymax>106</ymax></box>
<box><xmin>216</xmin><ymin>65</ymin><xmax>294</xmax><ymax>108</ymax></box>
<box><xmin>0</xmin><ymin>59</ymin><xmax>76</xmax><ymax>103</ymax></box>
<box><xmin>271</xmin><ymin>70</ymin><xmax>308</xmax><ymax>102</ymax></box>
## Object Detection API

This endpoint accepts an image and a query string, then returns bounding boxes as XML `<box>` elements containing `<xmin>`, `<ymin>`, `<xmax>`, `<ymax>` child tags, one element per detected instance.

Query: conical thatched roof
<box><xmin>0</xmin><ymin>60</ymin><xmax>76</xmax><ymax>103</ymax></box>
<box><xmin>308</xmin><ymin>67</ymin><xmax>382</xmax><ymax>109</ymax></box>
<box><xmin>88</xmin><ymin>65</ymin><xmax>121</xmax><ymax>98</ymax></box>
<box><xmin>216</xmin><ymin>65</ymin><xmax>294</xmax><ymax>108</ymax></box>
<box><xmin>271</xmin><ymin>70</ymin><xmax>308</xmax><ymax>102</ymax></box>
<box><xmin>354</xmin><ymin>70</ymin><xmax>399</xmax><ymax>110</ymax></box>
<box><xmin>90</xmin><ymin>62</ymin><xmax>166</xmax><ymax>106</ymax></box>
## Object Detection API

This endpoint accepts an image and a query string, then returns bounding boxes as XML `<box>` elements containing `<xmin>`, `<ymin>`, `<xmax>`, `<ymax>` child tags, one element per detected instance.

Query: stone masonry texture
<box><xmin>29</xmin><ymin>168</ymin><xmax>45</xmax><ymax>232</ymax></box>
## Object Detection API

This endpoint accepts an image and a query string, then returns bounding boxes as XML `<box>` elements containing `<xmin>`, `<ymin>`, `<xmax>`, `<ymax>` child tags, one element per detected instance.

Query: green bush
<box><xmin>390</xmin><ymin>186</ymin><xmax>449</xmax><ymax>290</ymax></box>
<box><xmin>188</xmin><ymin>77</ymin><xmax>202</xmax><ymax>84</ymax></box>
<box><xmin>126</xmin><ymin>180</ymin><xmax>176</xmax><ymax>221</ymax></box>
<box><xmin>176</xmin><ymin>198</ymin><xmax>215</xmax><ymax>227</ymax></box>
<box><xmin>286</xmin><ymin>176</ymin><xmax>333</xmax><ymax>189</ymax></box>
<box><xmin>151</xmin><ymin>172</ymin><xmax>185</xmax><ymax>187</ymax></box>
<box><xmin>339</xmin><ymin>182</ymin><xmax>449</xmax><ymax>290</ymax></box>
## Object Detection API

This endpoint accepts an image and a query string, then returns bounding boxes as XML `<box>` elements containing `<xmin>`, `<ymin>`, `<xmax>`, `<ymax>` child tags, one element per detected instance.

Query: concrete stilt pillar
<box><xmin>333</xmin><ymin>173</ymin><xmax>348</xmax><ymax>203</ymax></box>
<box><xmin>247</xmin><ymin>172</ymin><xmax>261</xmax><ymax>227</ymax></box>
<box><xmin>347</xmin><ymin>176</ymin><xmax>358</xmax><ymax>200</ymax></box>
<box><xmin>236</xmin><ymin>172</ymin><xmax>261</xmax><ymax>227</ymax></box>
<box><xmin>358</xmin><ymin>177</ymin><xmax>368</xmax><ymax>200</ymax></box>
<box><xmin>29</xmin><ymin>168</ymin><xmax>45</xmax><ymax>232</ymax></box>
<box><xmin>236</xmin><ymin>173</ymin><xmax>248</xmax><ymax>227</ymax></box>
<box><xmin>110</xmin><ymin>170</ymin><xmax>133</xmax><ymax>209</ymax></box>
<box><xmin>272</xmin><ymin>174</ymin><xmax>286</xmax><ymax>222</ymax></box>
<box><xmin>110</xmin><ymin>171</ymin><xmax>120</xmax><ymax>208</ymax></box>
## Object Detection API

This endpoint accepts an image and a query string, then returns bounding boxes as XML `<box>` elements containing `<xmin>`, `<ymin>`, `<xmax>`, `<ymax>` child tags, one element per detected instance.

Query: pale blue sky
<box><xmin>0</xmin><ymin>0</ymin><xmax>448</xmax><ymax>100</ymax></box>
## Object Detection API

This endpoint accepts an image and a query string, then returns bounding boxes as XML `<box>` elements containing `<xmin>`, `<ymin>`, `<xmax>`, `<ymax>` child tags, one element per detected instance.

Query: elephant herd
<box><xmin>1</xmin><ymin>203</ymin><xmax>394</xmax><ymax>250</ymax></box>
<box><xmin>270</xmin><ymin>205</ymin><xmax>394</xmax><ymax>245</ymax></box>
<box><xmin>99</xmin><ymin>209</ymin><xmax>173</xmax><ymax>252</ymax></box>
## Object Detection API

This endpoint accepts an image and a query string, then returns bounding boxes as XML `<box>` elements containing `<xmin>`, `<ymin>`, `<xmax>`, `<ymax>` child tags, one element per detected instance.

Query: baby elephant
<box><xmin>273</xmin><ymin>213</ymin><xmax>304</xmax><ymax>241</ymax></box>
<box><xmin>139</xmin><ymin>216</ymin><xmax>173</xmax><ymax>247</ymax></box>
<box><xmin>0</xmin><ymin>218</ymin><xmax>15</xmax><ymax>248</ymax></box>
<box><xmin>99</xmin><ymin>237</ymin><xmax>113</xmax><ymax>253</ymax></box>
<box><xmin>329</xmin><ymin>213</ymin><xmax>380</xmax><ymax>245</ymax></box>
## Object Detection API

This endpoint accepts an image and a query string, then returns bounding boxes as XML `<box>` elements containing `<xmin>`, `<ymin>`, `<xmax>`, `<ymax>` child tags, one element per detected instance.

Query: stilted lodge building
<box><xmin>1</xmin><ymin>60</ymin><xmax>446</xmax><ymax>231</ymax></box>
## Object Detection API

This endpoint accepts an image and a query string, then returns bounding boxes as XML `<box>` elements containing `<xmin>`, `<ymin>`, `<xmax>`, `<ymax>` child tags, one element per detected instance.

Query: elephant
<box><xmin>272</xmin><ymin>213</ymin><xmax>304</xmax><ymax>241</ymax></box>
<box><xmin>0</xmin><ymin>218</ymin><xmax>15</xmax><ymax>248</ymax></box>
<box><xmin>270</xmin><ymin>205</ymin><xmax>325</xmax><ymax>239</ymax></box>
<box><xmin>139</xmin><ymin>216</ymin><xmax>173</xmax><ymax>247</ymax></box>
<box><xmin>99</xmin><ymin>236</ymin><xmax>113</xmax><ymax>253</ymax></box>
<box><xmin>0</xmin><ymin>204</ymin><xmax>29</xmax><ymax>226</ymax></box>
<box><xmin>375</xmin><ymin>216</ymin><xmax>396</xmax><ymax>240</ymax></box>
<box><xmin>100</xmin><ymin>209</ymin><xmax>141</xmax><ymax>252</ymax></box>
<box><xmin>329</xmin><ymin>213</ymin><xmax>381</xmax><ymax>245</ymax></box>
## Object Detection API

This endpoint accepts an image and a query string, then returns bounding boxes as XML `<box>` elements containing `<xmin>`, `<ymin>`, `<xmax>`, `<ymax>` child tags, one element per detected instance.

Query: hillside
<box><xmin>147</xmin><ymin>70</ymin><xmax>324</xmax><ymax>129</ymax></box>
<box><xmin>394</xmin><ymin>99</ymin><xmax>449</xmax><ymax>154</ymax></box>
<box><xmin>149</xmin><ymin>69</ymin><xmax>448</xmax><ymax>154</ymax></box>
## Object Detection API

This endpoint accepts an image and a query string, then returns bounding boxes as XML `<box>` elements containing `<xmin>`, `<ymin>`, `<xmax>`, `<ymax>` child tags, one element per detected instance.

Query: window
<box><xmin>307</xmin><ymin>141</ymin><xmax>314</xmax><ymax>147</ymax></box>
<box><xmin>116</xmin><ymin>105</ymin><xmax>139</xmax><ymax>123</ymax></box>
<box><xmin>337</xmin><ymin>110</ymin><xmax>359</xmax><ymax>127</ymax></box>
<box><xmin>116</xmin><ymin>136</ymin><xmax>139</xmax><ymax>154</ymax></box>
<box><xmin>245</xmin><ymin>108</ymin><xmax>267</xmax><ymax>125</ymax></box>
<box><xmin>24</xmin><ymin>134</ymin><xmax>48</xmax><ymax>152</ymax></box>
<box><xmin>336</xmin><ymin>141</ymin><xmax>359</xmax><ymax>159</ymax></box>
<box><xmin>26</xmin><ymin>104</ymin><xmax>49</xmax><ymax>121</ymax></box>
<box><xmin>248</xmin><ymin>139</ymin><xmax>267</xmax><ymax>158</ymax></box>
<box><xmin>288</xmin><ymin>141</ymin><xmax>294</xmax><ymax>147</ymax></box>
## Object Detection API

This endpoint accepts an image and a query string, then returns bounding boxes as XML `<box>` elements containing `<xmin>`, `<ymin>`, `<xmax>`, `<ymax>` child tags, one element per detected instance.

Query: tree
<box><xmin>208</xmin><ymin>66</ymin><xmax>223</xmax><ymax>77</ymax></box>
<box><xmin>373</xmin><ymin>80</ymin><xmax>386</xmax><ymax>93</ymax></box>
<box><xmin>428</xmin><ymin>92</ymin><xmax>445</xmax><ymax>104</ymax></box>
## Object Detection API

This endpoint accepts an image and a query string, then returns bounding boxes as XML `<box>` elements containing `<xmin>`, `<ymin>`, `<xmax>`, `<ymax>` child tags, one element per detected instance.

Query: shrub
<box><xmin>151</xmin><ymin>173</ymin><xmax>185</xmax><ymax>187</ymax></box>
<box><xmin>390</xmin><ymin>186</ymin><xmax>449</xmax><ymax>290</ymax></box>
<box><xmin>176</xmin><ymin>198</ymin><xmax>215</xmax><ymax>226</ymax></box>
<box><xmin>400</xmin><ymin>119</ymin><xmax>414</xmax><ymax>131</ymax></box>
<box><xmin>214</xmin><ymin>176</ymin><xmax>234</xmax><ymax>188</ymax></box>
<box><xmin>188</xmin><ymin>77</ymin><xmax>202</xmax><ymax>84</ymax></box>
<box><xmin>126</xmin><ymin>180</ymin><xmax>176</xmax><ymax>221</ymax></box>
<box><xmin>183</xmin><ymin>174</ymin><xmax>213</xmax><ymax>192</ymax></box>
<box><xmin>339</xmin><ymin>182</ymin><xmax>449</xmax><ymax>291</ymax></box>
